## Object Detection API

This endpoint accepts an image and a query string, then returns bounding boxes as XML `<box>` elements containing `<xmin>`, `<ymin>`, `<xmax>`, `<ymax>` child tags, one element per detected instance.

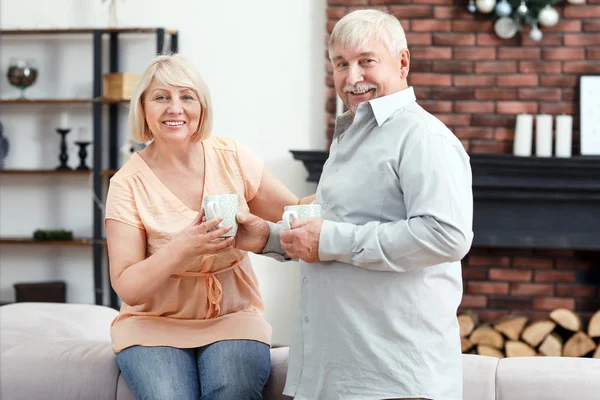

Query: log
<box><xmin>458</xmin><ymin>311</ymin><xmax>479</xmax><ymax>338</ymax></box>
<box><xmin>505</xmin><ymin>340</ymin><xmax>537</xmax><ymax>357</ymax></box>
<box><xmin>461</xmin><ymin>336</ymin><xmax>474</xmax><ymax>353</ymax></box>
<box><xmin>470</xmin><ymin>326</ymin><xmax>504</xmax><ymax>350</ymax></box>
<box><xmin>477</xmin><ymin>345</ymin><xmax>504</xmax><ymax>359</ymax></box>
<box><xmin>494</xmin><ymin>315</ymin><xmax>528</xmax><ymax>341</ymax></box>
<box><xmin>587</xmin><ymin>310</ymin><xmax>600</xmax><ymax>338</ymax></box>
<box><xmin>549</xmin><ymin>308</ymin><xmax>581</xmax><ymax>332</ymax></box>
<box><xmin>593</xmin><ymin>346</ymin><xmax>600</xmax><ymax>359</ymax></box>
<box><xmin>538</xmin><ymin>333</ymin><xmax>563</xmax><ymax>357</ymax></box>
<box><xmin>521</xmin><ymin>320</ymin><xmax>556</xmax><ymax>347</ymax></box>
<box><xmin>563</xmin><ymin>332</ymin><xmax>596</xmax><ymax>357</ymax></box>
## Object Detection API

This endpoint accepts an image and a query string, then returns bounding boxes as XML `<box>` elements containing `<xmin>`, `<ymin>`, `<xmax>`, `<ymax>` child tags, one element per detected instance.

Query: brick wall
<box><xmin>325</xmin><ymin>0</ymin><xmax>600</xmax><ymax>321</ymax></box>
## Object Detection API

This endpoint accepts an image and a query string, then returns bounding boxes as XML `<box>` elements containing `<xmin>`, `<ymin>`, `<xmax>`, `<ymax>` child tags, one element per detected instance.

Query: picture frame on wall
<box><xmin>579</xmin><ymin>75</ymin><xmax>600</xmax><ymax>156</ymax></box>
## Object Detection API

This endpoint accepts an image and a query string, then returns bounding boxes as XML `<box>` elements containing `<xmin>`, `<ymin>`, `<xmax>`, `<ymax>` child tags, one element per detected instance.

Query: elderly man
<box><xmin>236</xmin><ymin>9</ymin><xmax>473</xmax><ymax>400</ymax></box>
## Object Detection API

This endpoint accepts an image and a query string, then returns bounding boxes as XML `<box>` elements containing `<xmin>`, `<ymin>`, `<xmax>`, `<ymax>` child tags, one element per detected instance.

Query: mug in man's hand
<box><xmin>282</xmin><ymin>204</ymin><xmax>322</xmax><ymax>229</ymax></box>
<box><xmin>203</xmin><ymin>194</ymin><xmax>238</xmax><ymax>237</ymax></box>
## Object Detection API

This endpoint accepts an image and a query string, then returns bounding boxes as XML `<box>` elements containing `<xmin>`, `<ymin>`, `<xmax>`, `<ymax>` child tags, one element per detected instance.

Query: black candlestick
<box><xmin>56</xmin><ymin>128</ymin><xmax>71</xmax><ymax>170</ymax></box>
<box><xmin>74</xmin><ymin>141</ymin><xmax>92</xmax><ymax>170</ymax></box>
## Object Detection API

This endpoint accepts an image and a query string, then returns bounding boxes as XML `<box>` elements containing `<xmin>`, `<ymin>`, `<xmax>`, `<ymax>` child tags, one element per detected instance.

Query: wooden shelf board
<box><xmin>0</xmin><ymin>169</ymin><xmax>117</xmax><ymax>175</ymax></box>
<box><xmin>0</xmin><ymin>98</ymin><xmax>130</xmax><ymax>104</ymax></box>
<box><xmin>0</xmin><ymin>28</ymin><xmax>177</xmax><ymax>35</ymax></box>
<box><xmin>0</xmin><ymin>238</ymin><xmax>106</xmax><ymax>247</ymax></box>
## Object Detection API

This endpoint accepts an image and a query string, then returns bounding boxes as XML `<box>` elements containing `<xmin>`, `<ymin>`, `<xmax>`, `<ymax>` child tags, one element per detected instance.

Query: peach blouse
<box><xmin>104</xmin><ymin>135</ymin><xmax>270</xmax><ymax>353</ymax></box>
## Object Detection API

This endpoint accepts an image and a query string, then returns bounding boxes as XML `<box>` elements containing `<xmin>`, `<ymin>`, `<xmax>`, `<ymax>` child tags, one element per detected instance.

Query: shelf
<box><xmin>0</xmin><ymin>98</ymin><xmax>130</xmax><ymax>104</ymax></box>
<box><xmin>0</xmin><ymin>28</ymin><xmax>177</xmax><ymax>35</ymax></box>
<box><xmin>0</xmin><ymin>169</ymin><xmax>117</xmax><ymax>175</ymax></box>
<box><xmin>0</xmin><ymin>238</ymin><xmax>106</xmax><ymax>247</ymax></box>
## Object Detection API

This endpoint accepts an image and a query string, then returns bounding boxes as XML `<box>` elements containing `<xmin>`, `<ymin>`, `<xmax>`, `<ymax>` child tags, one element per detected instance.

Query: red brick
<box><xmin>406</xmin><ymin>33</ymin><xmax>432</xmax><ymax>46</ymax></box>
<box><xmin>564</xmin><ymin>34</ymin><xmax>600</xmax><ymax>46</ymax></box>
<box><xmin>327</xmin><ymin>20</ymin><xmax>337</xmax><ymax>34</ymax></box>
<box><xmin>414</xmin><ymin>87</ymin><xmax>431</xmax><ymax>100</ymax></box>
<box><xmin>520</xmin><ymin>34</ymin><xmax>563</xmax><ymax>47</ymax></box>
<box><xmin>473</xmin><ymin>310</ymin><xmax>507</xmax><ymax>322</ymax></box>
<box><xmin>329</xmin><ymin>0</ymin><xmax>368</xmax><ymax>4</ymax></box>
<box><xmin>556</xmin><ymin>284</ymin><xmax>598</xmax><ymax>298</ymax></box>
<box><xmin>433</xmin><ymin>6</ymin><xmax>474</xmax><ymax>19</ymax></box>
<box><xmin>467</xmin><ymin>255</ymin><xmax>511</xmax><ymax>267</ymax></box>
<box><xmin>534</xmin><ymin>270</ymin><xmax>576</xmax><ymax>283</ymax></box>
<box><xmin>467</xmin><ymin>282</ymin><xmax>509</xmax><ymax>295</ymax></box>
<box><xmin>555</xmin><ymin>258</ymin><xmax>595</xmax><ymax>270</ymax></box>
<box><xmin>488</xmin><ymin>296</ymin><xmax>533</xmax><ymax>309</ymax></box>
<box><xmin>390</xmin><ymin>5</ymin><xmax>433</xmax><ymax>18</ymax></box>
<box><xmin>510</xmin><ymin>283</ymin><xmax>554</xmax><ymax>296</ymax></box>
<box><xmin>519</xmin><ymin>88</ymin><xmax>562</xmax><ymax>101</ymax></box>
<box><xmin>460</xmin><ymin>139</ymin><xmax>470</xmax><ymax>152</ymax></box>
<box><xmin>539</xmin><ymin>102</ymin><xmax>577</xmax><ymax>115</ymax></box>
<box><xmin>564</xmin><ymin>5</ymin><xmax>600</xmax><ymax>18</ymax></box>
<box><xmin>470</xmin><ymin>141</ymin><xmax>511</xmax><ymax>154</ymax></box>
<box><xmin>494</xmin><ymin>128</ymin><xmax>514</xmax><ymax>141</ymax></box>
<box><xmin>460</xmin><ymin>294</ymin><xmax>487</xmax><ymax>308</ymax></box>
<box><xmin>513</xmin><ymin>257</ymin><xmax>554</xmax><ymax>269</ymax></box>
<box><xmin>432</xmin><ymin>33</ymin><xmax>476</xmax><ymax>46</ymax></box>
<box><xmin>412</xmin><ymin>0</ymin><xmax>456</xmax><ymax>4</ymax></box>
<box><xmin>419</xmin><ymin>100</ymin><xmax>453</xmax><ymax>113</ymax></box>
<box><xmin>437</xmin><ymin>114</ymin><xmax>470</xmax><ymax>126</ymax></box>
<box><xmin>409</xmin><ymin>73</ymin><xmax>452</xmax><ymax>86</ymax></box>
<box><xmin>369</xmin><ymin>0</ymin><xmax>405</xmax><ymax>4</ymax></box>
<box><xmin>454</xmin><ymin>101</ymin><xmax>494</xmax><ymax>113</ymax></box>
<box><xmin>411</xmin><ymin>20</ymin><xmax>451</xmax><ymax>32</ymax></box>
<box><xmin>410</xmin><ymin>47</ymin><xmax>452</xmax><ymax>60</ymax></box>
<box><xmin>535</xmin><ymin>250</ymin><xmax>575</xmax><ymax>257</ymax></box>
<box><xmin>462</xmin><ymin>268</ymin><xmax>488</xmax><ymax>280</ymax></box>
<box><xmin>575</xmin><ymin>298</ymin><xmax>600</xmax><ymax>313</ymax></box>
<box><xmin>583</xmin><ymin>20</ymin><xmax>600</xmax><ymax>32</ymax></box>
<box><xmin>587</xmin><ymin>47</ymin><xmax>600</xmax><ymax>59</ymax></box>
<box><xmin>471</xmin><ymin>115</ymin><xmax>515</xmax><ymax>128</ymax></box>
<box><xmin>476</xmin><ymin>33</ymin><xmax>519</xmax><ymax>46</ymax></box>
<box><xmin>453</xmin><ymin>75</ymin><xmax>495</xmax><ymax>87</ymax></box>
<box><xmin>476</xmin><ymin>61</ymin><xmax>517</xmax><ymax>74</ymax></box>
<box><xmin>327</xmin><ymin>7</ymin><xmax>347</xmax><ymax>19</ymax></box>
<box><xmin>497</xmin><ymin>75</ymin><xmax>539</xmax><ymax>87</ymax></box>
<box><xmin>431</xmin><ymin>88</ymin><xmax>474</xmax><ymax>100</ymax></box>
<box><xmin>564</xmin><ymin>62</ymin><xmax>600</xmax><ymax>74</ymax></box>
<box><xmin>452</xmin><ymin>20</ymin><xmax>494</xmax><ymax>33</ymax></box>
<box><xmin>542</xmin><ymin>48</ymin><xmax>585</xmax><ymax>60</ymax></box>
<box><xmin>454</xmin><ymin>48</ymin><xmax>496</xmax><ymax>60</ymax></box>
<box><xmin>533</xmin><ymin>297</ymin><xmax>575</xmax><ymax>311</ymax></box>
<box><xmin>543</xmin><ymin>19</ymin><xmax>582</xmax><ymax>33</ymax></box>
<box><xmin>454</xmin><ymin>127</ymin><xmax>494</xmax><ymax>140</ymax></box>
<box><xmin>496</xmin><ymin>101</ymin><xmax>538</xmax><ymax>114</ymax></box>
<box><xmin>540</xmin><ymin>75</ymin><xmax>578</xmax><ymax>88</ymax></box>
<box><xmin>498</xmin><ymin>48</ymin><xmax>540</xmax><ymax>60</ymax></box>
<box><xmin>489</xmin><ymin>268</ymin><xmax>532</xmax><ymax>282</ymax></box>
<box><xmin>432</xmin><ymin>61</ymin><xmax>474</xmax><ymax>73</ymax></box>
<box><xmin>410</xmin><ymin>60</ymin><xmax>432</xmax><ymax>73</ymax></box>
<box><xmin>475</xmin><ymin>88</ymin><xmax>517</xmax><ymax>101</ymax></box>
<box><xmin>520</xmin><ymin>61</ymin><xmax>561</xmax><ymax>74</ymax></box>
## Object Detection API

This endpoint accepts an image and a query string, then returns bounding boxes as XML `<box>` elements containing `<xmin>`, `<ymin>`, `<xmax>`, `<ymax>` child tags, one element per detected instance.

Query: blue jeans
<box><xmin>116</xmin><ymin>340</ymin><xmax>271</xmax><ymax>400</ymax></box>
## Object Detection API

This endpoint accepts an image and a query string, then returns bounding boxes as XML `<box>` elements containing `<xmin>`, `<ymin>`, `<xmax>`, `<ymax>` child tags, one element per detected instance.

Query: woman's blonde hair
<box><xmin>129</xmin><ymin>53</ymin><xmax>213</xmax><ymax>143</ymax></box>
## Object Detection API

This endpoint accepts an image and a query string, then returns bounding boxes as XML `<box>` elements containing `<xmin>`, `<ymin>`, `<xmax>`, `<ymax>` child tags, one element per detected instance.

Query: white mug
<box><xmin>282</xmin><ymin>204</ymin><xmax>322</xmax><ymax>229</ymax></box>
<box><xmin>203</xmin><ymin>194</ymin><xmax>239</xmax><ymax>237</ymax></box>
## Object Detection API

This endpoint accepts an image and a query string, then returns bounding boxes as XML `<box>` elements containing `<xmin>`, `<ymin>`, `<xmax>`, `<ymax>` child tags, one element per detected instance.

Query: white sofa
<box><xmin>1</xmin><ymin>303</ymin><xmax>600</xmax><ymax>400</ymax></box>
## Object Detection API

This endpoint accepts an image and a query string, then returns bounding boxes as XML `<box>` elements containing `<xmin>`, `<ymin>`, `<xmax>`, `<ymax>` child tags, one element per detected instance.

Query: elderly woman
<box><xmin>104</xmin><ymin>54</ymin><xmax>300</xmax><ymax>400</ymax></box>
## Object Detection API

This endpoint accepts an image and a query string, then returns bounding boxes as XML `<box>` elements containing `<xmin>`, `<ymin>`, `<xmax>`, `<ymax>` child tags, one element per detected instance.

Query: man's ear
<box><xmin>399</xmin><ymin>48</ymin><xmax>410</xmax><ymax>78</ymax></box>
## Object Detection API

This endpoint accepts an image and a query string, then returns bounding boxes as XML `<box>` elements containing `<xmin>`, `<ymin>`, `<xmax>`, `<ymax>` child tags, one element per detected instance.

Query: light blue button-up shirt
<box><xmin>265</xmin><ymin>87</ymin><xmax>473</xmax><ymax>400</ymax></box>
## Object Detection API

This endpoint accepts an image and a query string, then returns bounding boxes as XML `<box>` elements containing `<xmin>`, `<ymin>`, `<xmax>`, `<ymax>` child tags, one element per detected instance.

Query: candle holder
<box><xmin>75</xmin><ymin>141</ymin><xmax>92</xmax><ymax>170</ymax></box>
<box><xmin>56</xmin><ymin>128</ymin><xmax>72</xmax><ymax>170</ymax></box>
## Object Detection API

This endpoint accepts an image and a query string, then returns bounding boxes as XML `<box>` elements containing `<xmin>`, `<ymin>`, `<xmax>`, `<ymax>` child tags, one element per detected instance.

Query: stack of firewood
<box><xmin>459</xmin><ymin>309</ymin><xmax>600</xmax><ymax>358</ymax></box>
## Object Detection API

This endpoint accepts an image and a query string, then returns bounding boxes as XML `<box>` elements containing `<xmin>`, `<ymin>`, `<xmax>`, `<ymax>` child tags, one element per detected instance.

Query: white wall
<box><xmin>0</xmin><ymin>0</ymin><xmax>326</xmax><ymax>346</ymax></box>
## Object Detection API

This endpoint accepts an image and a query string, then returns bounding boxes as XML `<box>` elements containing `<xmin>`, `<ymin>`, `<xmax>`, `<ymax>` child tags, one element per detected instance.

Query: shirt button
<box><xmin>303</xmin><ymin>277</ymin><xmax>308</xmax><ymax>284</ymax></box>
<box><xmin>303</xmin><ymin>316</ymin><xmax>309</xmax><ymax>323</ymax></box>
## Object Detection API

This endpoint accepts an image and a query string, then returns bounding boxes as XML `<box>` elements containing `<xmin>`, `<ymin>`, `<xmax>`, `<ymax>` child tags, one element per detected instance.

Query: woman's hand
<box><xmin>173</xmin><ymin>209</ymin><xmax>235</xmax><ymax>258</ymax></box>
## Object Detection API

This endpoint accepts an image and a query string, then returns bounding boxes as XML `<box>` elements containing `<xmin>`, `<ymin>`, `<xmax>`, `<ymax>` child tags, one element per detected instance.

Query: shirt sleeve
<box><xmin>318</xmin><ymin>132</ymin><xmax>473</xmax><ymax>272</ymax></box>
<box><xmin>260</xmin><ymin>221</ymin><xmax>291</xmax><ymax>262</ymax></box>
<box><xmin>235</xmin><ymin>141</ymin><xmax>265</xmax><ymax>202</ymax></box>
<box><xmin>104</xmin><ymin>176</ymin><xmax>144</xmax><ymax>230</ymax></box>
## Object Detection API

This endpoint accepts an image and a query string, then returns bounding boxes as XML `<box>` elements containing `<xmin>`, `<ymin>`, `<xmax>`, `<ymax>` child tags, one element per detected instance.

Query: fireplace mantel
<box><xmin>290</xmin><ymin>151</ymin><xmax>600</xmax><ymax>251</ymax></box>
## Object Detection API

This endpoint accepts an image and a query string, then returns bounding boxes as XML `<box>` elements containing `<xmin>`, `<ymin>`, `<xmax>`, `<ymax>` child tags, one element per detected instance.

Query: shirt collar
<box><xmin>369</xmin><ymin>86</ymin><xmax>416</xmax><ymax>127</ymax></box>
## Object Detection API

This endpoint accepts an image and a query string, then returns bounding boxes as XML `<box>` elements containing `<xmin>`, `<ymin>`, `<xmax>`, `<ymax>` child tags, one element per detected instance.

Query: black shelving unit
<box><xmin>1</xmin><ymin>28</ymin><xmax>178</xmax><ymax>309</ymax></box>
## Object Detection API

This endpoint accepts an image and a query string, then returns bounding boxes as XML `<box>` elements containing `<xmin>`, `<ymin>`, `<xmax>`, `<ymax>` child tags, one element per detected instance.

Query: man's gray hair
<box><xmin>328</xmin><ymin>9</ymin><xmax>407</xmax><ymax>60</ymax></box>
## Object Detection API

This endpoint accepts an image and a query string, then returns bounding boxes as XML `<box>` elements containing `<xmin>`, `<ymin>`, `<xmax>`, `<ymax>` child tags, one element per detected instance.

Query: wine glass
<box><xmin>6</xmin><ymin>58</ymin><xmax>38</xmax><ymax>99</ymax></box>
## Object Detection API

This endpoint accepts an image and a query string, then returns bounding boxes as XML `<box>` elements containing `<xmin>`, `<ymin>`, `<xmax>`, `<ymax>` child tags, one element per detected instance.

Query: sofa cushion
<box><xmin>496</xmin><ymin>356</ymin><xmax>600</xmax><ymax>400</ymax></box>
<box><xmin>463</xmin><ymin>354</ymin><xmax>498</xmax><ymax>400</ymax></box>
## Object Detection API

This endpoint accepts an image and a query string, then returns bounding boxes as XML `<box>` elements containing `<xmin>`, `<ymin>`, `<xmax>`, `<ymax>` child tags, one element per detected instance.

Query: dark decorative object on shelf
<box><xmin>14</xmin><ymin>281</ymin><xmax>66</xmax><ymax>303</ymax></box>
<box><xmin>290</xmin><ymin>150</ymin><xmax>600</xmax><ymax>251</ymax></box>
<box><xmin>6</xmin><ymin>58</ymin><xmax>38</xmax><ymax>99</ymax></box>
<box><xmin>75</xmin><ymin>141</ymin><xmax>92</xmax><ymax>170</ymax></box>
<box><xmin>0</xmin><ymin>121</ymin><xmax>9</xmax><ymax>169</ymax></box>
<box><xmin>33</xmin><ymin>229</ymin><xmax>74</xmax><ymax>241</ymax></box>
<box><xmin>56</xmin><ymin>128</ymin><xmax>71</xmax><ymax>170</ymax></box>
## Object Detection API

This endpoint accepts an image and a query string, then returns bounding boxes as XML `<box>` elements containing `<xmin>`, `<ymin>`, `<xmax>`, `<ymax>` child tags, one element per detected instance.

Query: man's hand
<box><xmin>280</xmin><ymin>218</ymin><xmax>324</xmax><ymax>263</ymax></box>
<box><xmin>234</xmin><ymin>212</ymin><xmax>270</xmax><ymax>253</ymax></box>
